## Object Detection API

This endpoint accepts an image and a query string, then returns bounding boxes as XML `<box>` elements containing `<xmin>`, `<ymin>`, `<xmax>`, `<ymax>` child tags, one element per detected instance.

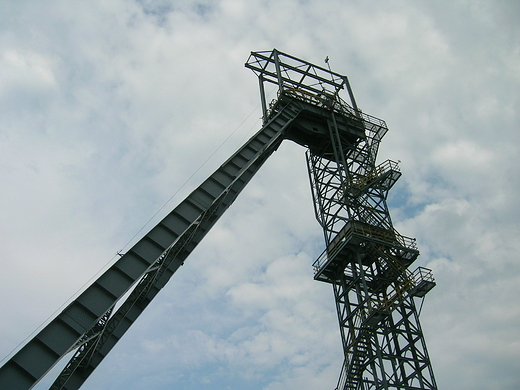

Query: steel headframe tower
<box><xmin>246</xmin><ymin>50</ymin><xmax>437</xmax><ymax>390</ymax></box>
<box><xmin>0</xmin><ymin>49</ymin><xmax>436</xmax><ymax>390</ymax></box>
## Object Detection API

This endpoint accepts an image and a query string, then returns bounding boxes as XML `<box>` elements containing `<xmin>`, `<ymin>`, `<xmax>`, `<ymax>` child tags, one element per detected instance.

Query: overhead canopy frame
<box><xmin>245</xmin><ymin>49</ymin><xmax>359</xmax><ymax>121</ymax></box>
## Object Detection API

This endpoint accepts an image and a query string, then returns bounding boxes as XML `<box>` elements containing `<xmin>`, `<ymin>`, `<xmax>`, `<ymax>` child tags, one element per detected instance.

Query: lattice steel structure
<box><xmin>247</xmin><ymin>50</ymin><xmax>437</xmax><ymax>390</ymax></box>
<box><xmin>0</xmin><ymin>49</ymin><xmax>437</xmax><ymax>390</ymax></box>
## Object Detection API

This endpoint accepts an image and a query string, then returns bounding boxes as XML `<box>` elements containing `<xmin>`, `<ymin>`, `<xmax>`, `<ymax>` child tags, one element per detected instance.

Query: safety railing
<box><xmin>283</xmin><ymin>87</ymin><xmax>357</xmax><ymax>117</ymax></box>
<box><xmin>411</xmin><ymin>266</ymin><xmax>435</xmax><ymax>285</ymax></box>
<box><xmin>312</xmin><ymin>221</ymin><xmax>418</xmax><ymax>276</ymax></box>
<box><xmin>349</xmin><ymin>222</ymin><xmax>417</xmax><ymax>251</ymax></box>
<box><xmin>351</xmin><ymin>159</ymin><xmax>400</xmax><ymax>189</ymax></box>
<box><xmin>281</xmin><ymin>87</ymin><xmax>386</xmax><ymax>128</ymax></box>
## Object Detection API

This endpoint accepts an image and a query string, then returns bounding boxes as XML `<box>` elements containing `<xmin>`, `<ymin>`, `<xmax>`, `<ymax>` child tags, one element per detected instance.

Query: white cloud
<box><xmin>1</xmin><ymin>0</ymin><xmax>519</xmax><ymax>389</ymax></box>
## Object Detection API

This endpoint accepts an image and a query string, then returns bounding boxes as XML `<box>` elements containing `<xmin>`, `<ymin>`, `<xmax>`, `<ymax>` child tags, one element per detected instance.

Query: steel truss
<box><xmin>247</xmin><ymin>49</ymin><xmax>437</xmax><ymax>389</ymax></box>
<box><xmin>304</xmin><ymin>89</ymin><xmax>437</xmax><ymax>389</ymax></box>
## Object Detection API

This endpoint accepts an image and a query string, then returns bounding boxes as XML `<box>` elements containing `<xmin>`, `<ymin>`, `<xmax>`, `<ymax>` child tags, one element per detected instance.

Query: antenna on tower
<box><xmin>325</xmin><ymin>55</ymin><xmax>332</xmax><ymax>71</ymax></box>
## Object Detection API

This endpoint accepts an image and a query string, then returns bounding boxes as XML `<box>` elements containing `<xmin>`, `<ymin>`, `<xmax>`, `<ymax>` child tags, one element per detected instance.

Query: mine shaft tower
<box><xmin>0</xmin><ymin>50</ymin><xmax>437</xmax><ymax>390</ymax></box>
<box><xmin>248</xmin><ymin>50</ymin><xmax>437</xmax><ymax>390</ymax></box>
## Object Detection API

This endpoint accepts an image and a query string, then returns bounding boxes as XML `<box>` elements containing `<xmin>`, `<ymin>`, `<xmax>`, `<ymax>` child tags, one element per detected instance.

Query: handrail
<box><xmin>312</xmin><ymin>221</ymin><xmax>418</xmax><ymax>276</ymax></box>
<box><xmin>350</xmin><ymin>159</ymin><xmax>400</xmax><ymax>189</ymax></box>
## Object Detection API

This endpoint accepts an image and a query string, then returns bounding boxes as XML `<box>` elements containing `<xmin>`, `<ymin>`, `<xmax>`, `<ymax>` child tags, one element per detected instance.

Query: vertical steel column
<box><xmin>259</xmin><ymin>75</ymin><xmax>268</xmax><ymax>124</ymax></box>
<box><xmin>272</xmin><ymin>49</ymin><xmax>285</xmax><ymax>93</ymax></box>
<box><xmin>342</xmin><ymin>76</ymin><xmax>359</xmax><ymax>113</ymax></box>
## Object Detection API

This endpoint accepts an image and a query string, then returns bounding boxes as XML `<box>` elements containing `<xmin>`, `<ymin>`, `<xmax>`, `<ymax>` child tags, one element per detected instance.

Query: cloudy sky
<box><xmin>1</xmin><ymin>0</ymin><xmax>519</xmax><ymax>389</ymax></box>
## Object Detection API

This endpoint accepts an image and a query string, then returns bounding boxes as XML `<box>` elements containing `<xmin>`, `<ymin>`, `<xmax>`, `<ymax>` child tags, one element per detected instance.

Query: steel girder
<box><xmin>0</xmin><ymin>98</ymin><xmax>303</xmax><ymax>390</ymax></box>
